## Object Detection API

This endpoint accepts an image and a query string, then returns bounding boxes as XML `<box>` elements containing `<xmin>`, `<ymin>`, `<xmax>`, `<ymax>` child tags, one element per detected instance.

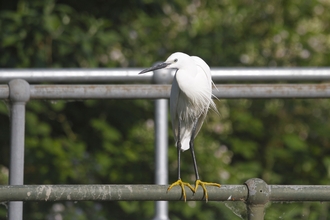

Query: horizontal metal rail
<box><xmin>0</xmin><ymin>69</ymin><xmax>148</xmax><ymax>83</ymax></box>
<box><xmin>1</xmin><ymin>84</ymin><xmax>330</xmax><ymax>100</ymax></box>
<box><xmin>0</xmin><ymin>185</ymin><xmax>247</xmax><ymax>202</ymax></box>
<box><xmin>0</xmin><ymin>68</ymin><xmax>330</xmax><ymax>83</ymax></box>
<box><xmin>1</xmin><ymin>183</ymin><xmax>330</xmax><ymax>202</ymax></box>
<box><xmin>270</xmin><ymin>185</ymin><xmax>330</xmax><ymax>201</ymax></box>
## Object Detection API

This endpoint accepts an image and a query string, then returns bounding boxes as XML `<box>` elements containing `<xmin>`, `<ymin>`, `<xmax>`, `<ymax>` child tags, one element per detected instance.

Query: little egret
<box><xmin>139</xmin><ymin>52</ymin><xmax>220</xmax><ymax>201</ymax></box>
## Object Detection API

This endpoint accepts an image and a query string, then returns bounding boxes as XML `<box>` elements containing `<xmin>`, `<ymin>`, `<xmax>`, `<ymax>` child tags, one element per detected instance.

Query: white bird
<box><xmin>139</xmin><ymin>52</ymin><xmax>220</xmax><ymax>201</ymax></box>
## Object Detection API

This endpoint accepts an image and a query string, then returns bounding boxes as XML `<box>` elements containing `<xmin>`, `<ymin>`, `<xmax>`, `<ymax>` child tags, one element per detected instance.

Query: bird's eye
<box><xmin>174</xmin><ymin>59</ymin><xmax>178</xmax><ymax>62</ymax></box>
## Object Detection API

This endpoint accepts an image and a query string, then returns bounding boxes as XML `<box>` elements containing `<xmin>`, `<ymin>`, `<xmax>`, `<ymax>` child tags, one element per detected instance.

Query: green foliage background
<box><xmin>1</xmin><ymin>0</ymin><xmax>330</xmax><ymax>219</ymax></box>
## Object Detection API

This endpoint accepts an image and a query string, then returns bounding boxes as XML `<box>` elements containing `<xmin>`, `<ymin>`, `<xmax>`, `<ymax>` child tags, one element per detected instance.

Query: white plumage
<box><xmin>168</xmin><ymin>52</ymin><xmax>216</xmax><ymax>151</ymax></box>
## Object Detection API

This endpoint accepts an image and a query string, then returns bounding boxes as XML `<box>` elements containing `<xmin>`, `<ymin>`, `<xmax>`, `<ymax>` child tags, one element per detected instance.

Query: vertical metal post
<box><xmin>8</xmin><ymin>79</ymin><xmax>30</xmax><ymax>220</ymax></box>
<box><xmin>245</xmin><ymin>178</ymin><xmax>270</xmax><ymax>220</ymax></box>
<box><xmin>152</xmin><ymin>67</ymin><xmax>173</xmax><ymax>220</ymax></box>
<box><xmin>153</xmin><ymin>99</ymin><xmax>169</xmax><ymax>220</ymax></box>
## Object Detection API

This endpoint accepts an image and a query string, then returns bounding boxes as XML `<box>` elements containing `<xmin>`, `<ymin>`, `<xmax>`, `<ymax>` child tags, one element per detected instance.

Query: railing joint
<box><xmin>245</xmin><ymin>178</ymin><xmax>270</xmax><ymax>220</ymax></box>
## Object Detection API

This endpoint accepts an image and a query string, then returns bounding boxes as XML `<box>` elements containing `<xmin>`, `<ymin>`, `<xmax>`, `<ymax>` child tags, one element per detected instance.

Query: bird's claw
<box><xmin>167</xmin><ymin>179</ymin><xmax>194</xmax><ymax>202</ymax></box>
<box><xmin>193</xmin><ymin>179</ymin><xmax>221</xmax><ymax>202</ymax></box>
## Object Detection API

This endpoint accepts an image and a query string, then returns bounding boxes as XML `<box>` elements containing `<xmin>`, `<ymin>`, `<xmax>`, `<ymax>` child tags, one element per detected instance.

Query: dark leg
<box><xmin>177</xmin><ymin>120</ymin><xmax>182</xmax><ymax>180</ymax></box>
<box><xmin>189</xmin><ymin>118</ymin><xmax>221</xmax><ymax>202</ymax></box>
<box><xmin>189</xmin><ymin>119</ymin><xmax>200</xmax><ymax>180</ymax></box>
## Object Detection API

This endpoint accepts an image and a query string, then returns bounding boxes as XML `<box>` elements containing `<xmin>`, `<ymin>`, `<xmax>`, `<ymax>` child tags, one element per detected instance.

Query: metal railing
<box><xmin>1</xmin><ymin>68</ymin><xmax>330</xmax><ymax>220</ymax></box>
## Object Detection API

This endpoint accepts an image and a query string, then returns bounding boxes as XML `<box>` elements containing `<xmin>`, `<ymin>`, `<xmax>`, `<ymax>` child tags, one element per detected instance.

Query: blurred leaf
<box><xmin>283</xmin><ymin>134</ymin><xmax>308</xmax><ymax>152</ymax></box>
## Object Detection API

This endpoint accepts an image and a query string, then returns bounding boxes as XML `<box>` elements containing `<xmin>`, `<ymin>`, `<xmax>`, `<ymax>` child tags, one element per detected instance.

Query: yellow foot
<box><xmin>193</xmin><ymin>179</ymin><xmax>221</xmax><ymax>202</ymax></box>
<box><xmin>167</xmin><ymin>179</ymin><xmax>194</xmax><ymax>202</ymax></box>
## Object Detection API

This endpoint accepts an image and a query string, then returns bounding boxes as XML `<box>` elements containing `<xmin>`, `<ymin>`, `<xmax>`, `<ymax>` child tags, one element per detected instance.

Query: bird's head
<box><xmin>139</xmin><ymin>52</ymin><xmax>190</xmax><ymax>74</ymax></box>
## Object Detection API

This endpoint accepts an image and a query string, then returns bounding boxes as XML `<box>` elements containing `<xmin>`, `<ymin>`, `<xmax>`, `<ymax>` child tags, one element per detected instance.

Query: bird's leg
<box><xmin>177</xmin><ymin>135</ymin><xmax>182</xmax><ymax>180</ymax></box>
<box><xmin>167</xmin><ymin>119</ymin><xmax>194</xmax><ymax>202</ymax></box>
<box><xmin>189</xmin><ymin>119</ymin><xmax>221</xmax><ymax>202</ymax></box>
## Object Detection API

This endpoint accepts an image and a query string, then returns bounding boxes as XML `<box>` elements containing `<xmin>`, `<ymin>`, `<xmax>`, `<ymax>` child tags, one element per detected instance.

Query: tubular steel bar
<box><xmin>29</xmin><ymin>84</ymin><xmax>170</xmax><ymax>99</ymax></box>
<box><xmin>1</xmin><ymin>84</ymin><xmax>330</xmax><ymax>100</ymax></box>
<box><xmin>8</xmin><ymin>79</ymin><xmax>30</xmax><ymax>220</ymax></box>
<box><xmin>211</xmin><ymin>68</ymin><xmax>330</xmax><ymax>81</ymax></box>
<box><xmin>0</xmin><ymin>185</ymin><xmax>247</xmax><ymax>202</ymax></box>
<box><xmin>212</xmin><ymin>84</ymin><xmax>330</xmax><ymax>98</ymax></box>
<box><xmin>17</xmin><ymin>84</ymin><xmax>330</xmax><ymax>99</ymax></box>
<box><xmin>152</xmin><ymin>68</ymin><xmax>171</xmax><ymax>220</ymax></box>
<box><xmin>1</xmin><ymin>68</ymin><xmax>330</xmax><ymax>83</ymax></box>
<box><xmin>154</xmin><ymin>100</ymin><xmax>169</xmax><ymax>220</ymax></box>
<box><xmin>1</xmin><ymin>183</ymin><xmax>330</xmax><ymax>202</ymax></box>
<box><xmin>270</xmin><ymin>185</ymin><xmax>330</xmax><ymax>201</ymax></box>
<box><xmin>0</xmin><ymin>69</ymin><xmax>150</xmax><ymax>83</ymax></box>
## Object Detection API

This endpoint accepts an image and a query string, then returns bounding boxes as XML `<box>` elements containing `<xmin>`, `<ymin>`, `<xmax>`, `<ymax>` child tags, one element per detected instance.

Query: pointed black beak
<box><xmin>139</xmin><ymin>62</ymin><xmax>171</xmax><ymax>74</ymax></box>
